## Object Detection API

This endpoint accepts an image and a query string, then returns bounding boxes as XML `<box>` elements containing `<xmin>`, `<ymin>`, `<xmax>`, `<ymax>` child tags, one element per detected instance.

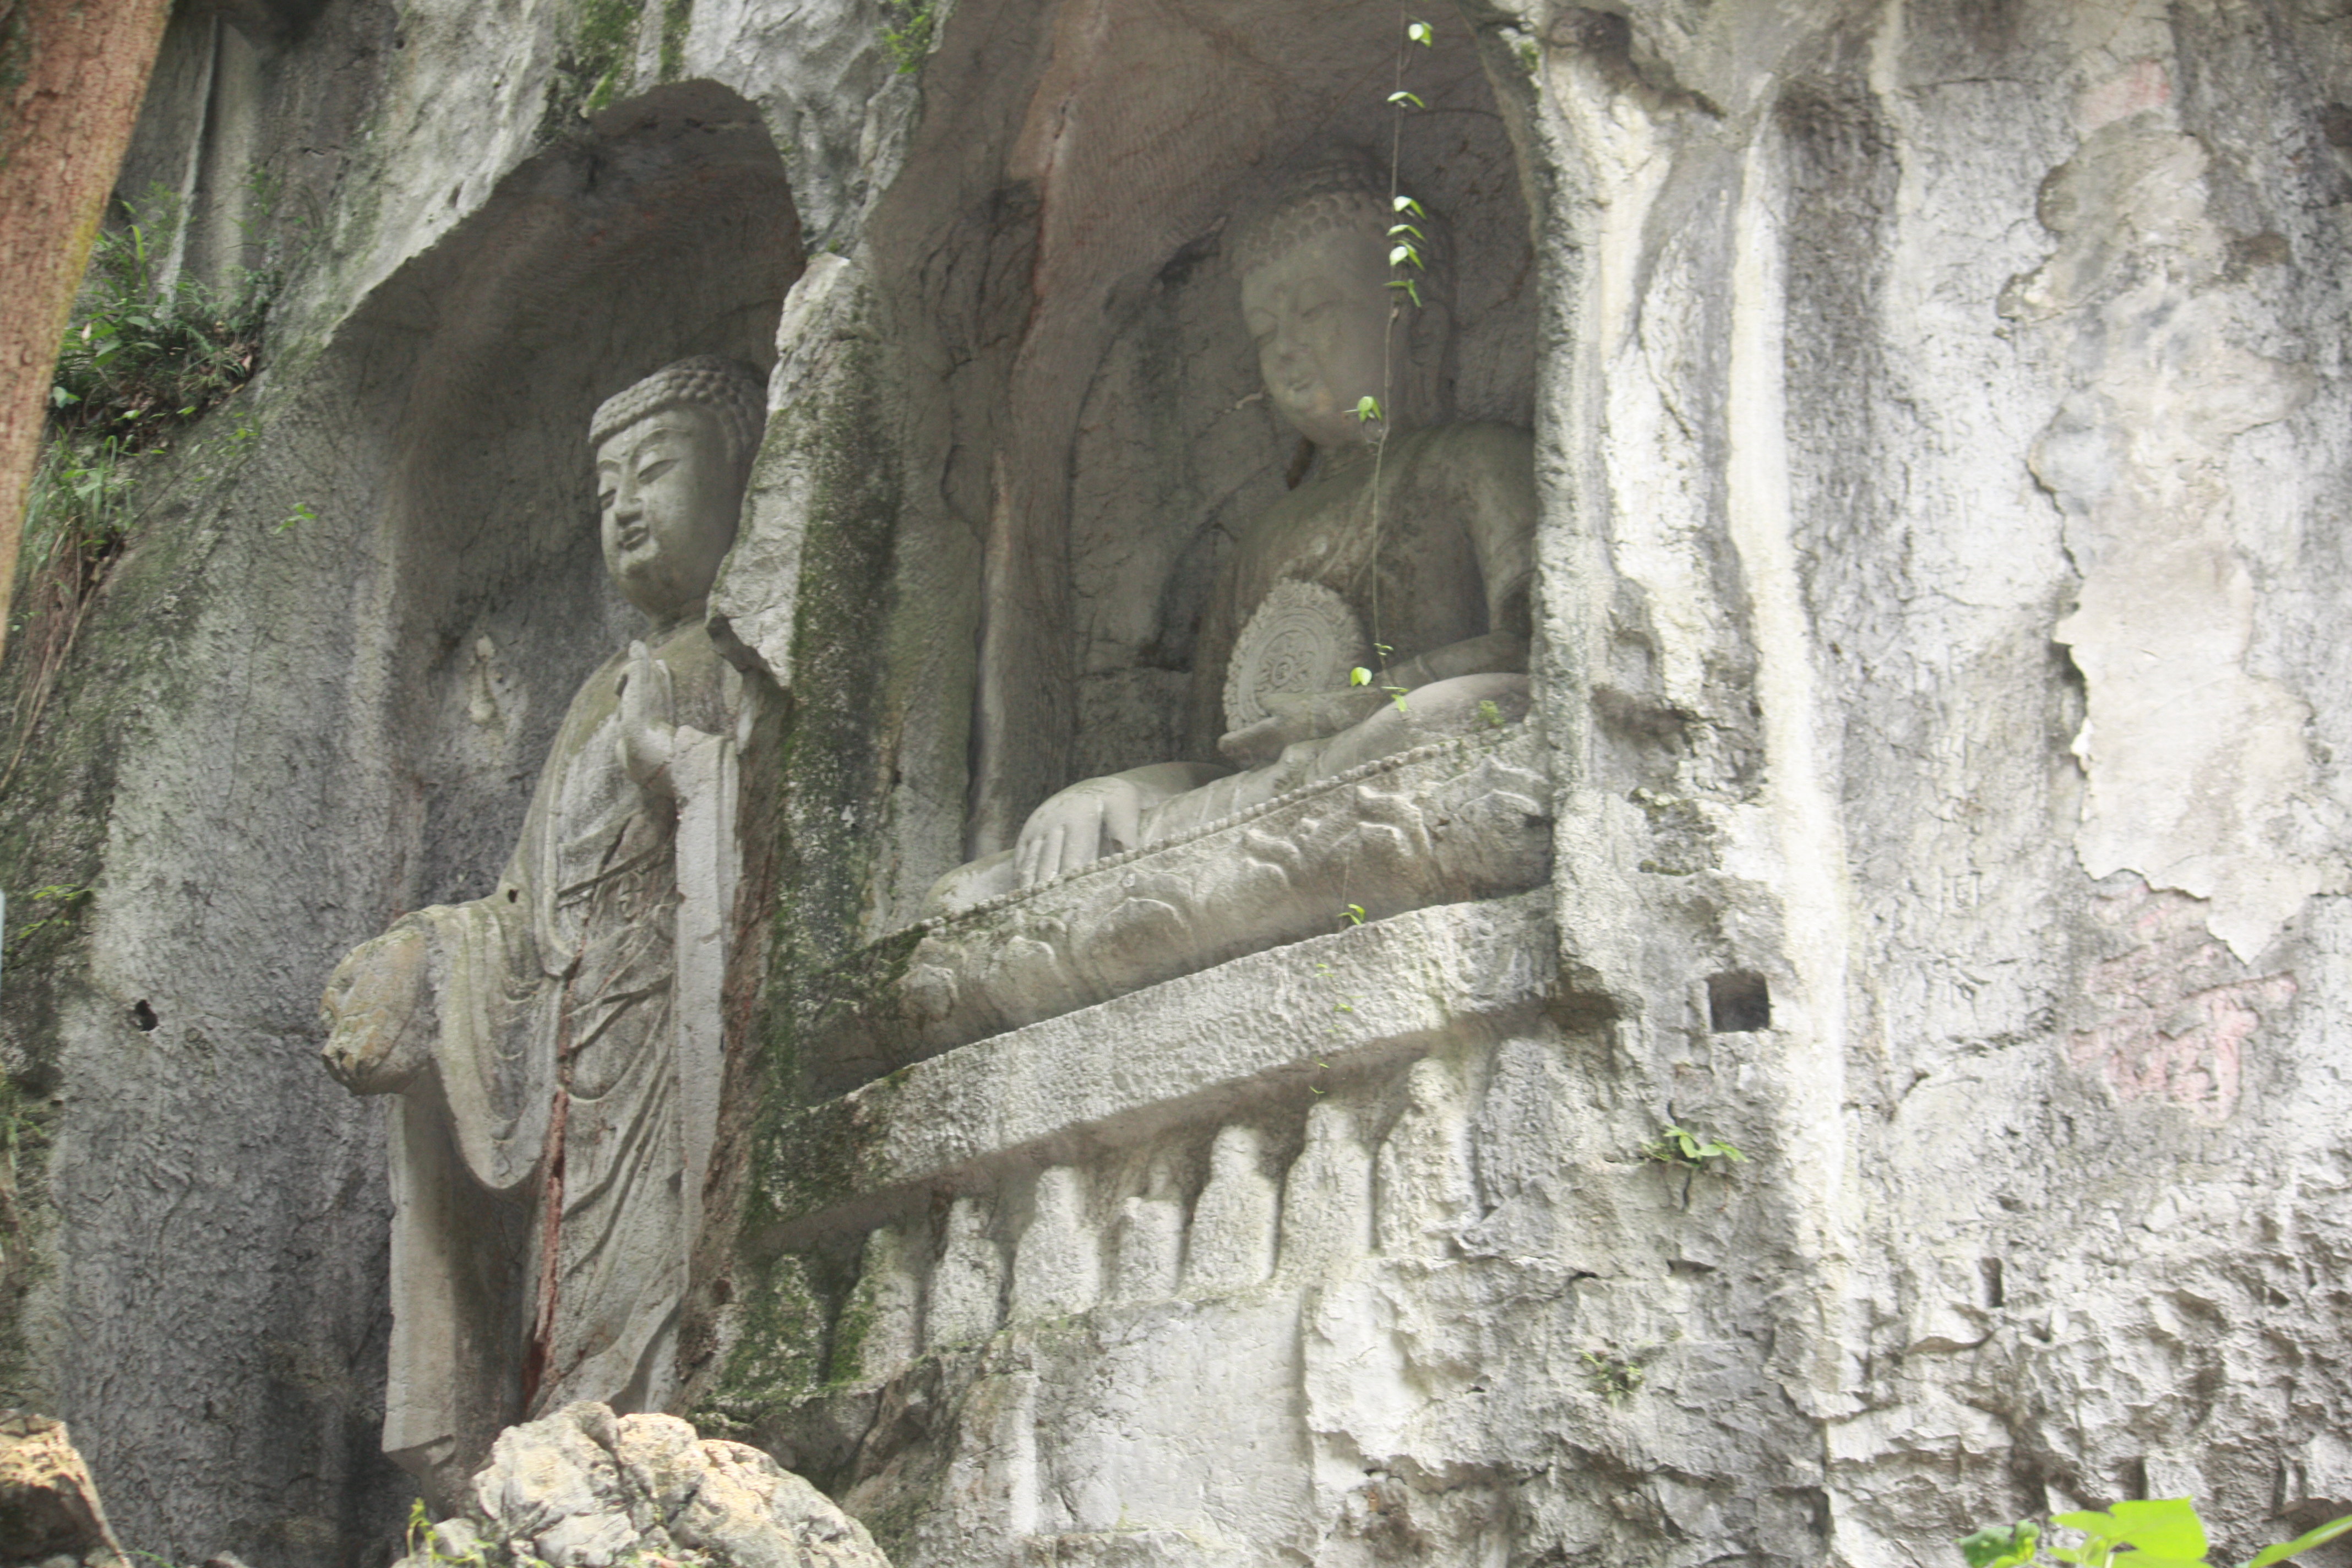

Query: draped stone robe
<box><xmin>379</xmin><ymin>619</ymin><xmax>737</xmax><ymax>1497</ymax></box>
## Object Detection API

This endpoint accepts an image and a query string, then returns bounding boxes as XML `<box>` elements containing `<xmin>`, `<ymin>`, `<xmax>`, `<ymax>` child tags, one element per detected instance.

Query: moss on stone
<box><xmin>658</xmin><ymin>0</ymin><xmax>692</xmax><ymax>80</ymax></box>
<box><xmin>755</xmin><ymin>329</ymin><xmax>903</xmax><ymax>1097</ymax></box>
<box><xmin>823</xmin><ymin>1285</ymin><xmax>876</xmax><ymax>1387</ymax></box>
<box><xmin>0</xmin><ymin>406</ymin><xmax>232</xmax><ymax>1407</ymax></box>
<box><xmin>756</xmin><ymin>1056</ymin><xmax>907</xmax><ymax>1225</ymax></box>
<box><xmin>693</xmin><ymin>1250</ymin><xmax>829</xmax><ymax>1433</ymax></box>
<box><xmin>537</xmin><ymin>0</ymin><xmax>649</xmax><ymax>140</ymax></box>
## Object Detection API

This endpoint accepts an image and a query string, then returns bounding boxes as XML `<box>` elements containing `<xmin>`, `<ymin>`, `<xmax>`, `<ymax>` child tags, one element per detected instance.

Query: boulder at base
<box><xmin>405</xmin><ymin>1403</ymin><xmax>888</xmax><ymax>1568</ymax></box>
<box><xmin>0</xmin><ymin>1411</ymin><xmax>128</xmax><ymax>1568</ymax></box>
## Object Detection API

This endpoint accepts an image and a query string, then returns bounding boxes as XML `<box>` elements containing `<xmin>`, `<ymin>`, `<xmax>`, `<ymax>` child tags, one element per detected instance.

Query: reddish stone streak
<box><xmin>2067</xmin><ymin>882</ymin><xmax>2295</xmax><ymax>1123</ymax></box>
<box><xmin>520</xmin><ymin>1084</ymin><xmax>569</xmax><ymax>1416</ymax></box>
<box><xmin>2078</xmin><ymin>58</ymin><xmax>2173</xmax><ymax>132</ymax></box>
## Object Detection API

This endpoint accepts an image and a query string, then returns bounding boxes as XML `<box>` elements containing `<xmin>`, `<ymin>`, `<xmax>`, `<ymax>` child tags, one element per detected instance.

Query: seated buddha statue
<box><xmin>928</xmin><ymin>165</ymin><xmax>1536</xmax><ymax>914</ymax></box>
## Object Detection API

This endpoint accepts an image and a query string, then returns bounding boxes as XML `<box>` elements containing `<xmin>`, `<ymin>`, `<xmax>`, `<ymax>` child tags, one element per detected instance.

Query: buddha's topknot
<box><xmin>1229</xmin><ymin>161</ymin><xmax>1450</xmax><ymax>290</ymax></box>
<box><xmin>590</xmin><ymin>356</ymin><xmax>767</xmax><ymax>471</ymax></box>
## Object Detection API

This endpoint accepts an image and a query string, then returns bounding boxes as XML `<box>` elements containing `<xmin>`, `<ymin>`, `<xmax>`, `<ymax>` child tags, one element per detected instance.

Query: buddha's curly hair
<box><xmin>1228</xmin><ymin>161</ymin><xmax>1452</xmax><ymax>297</ymax></box>
<box><xmin>590</xmin><ymin>355</ymin><xmax>767</xmax><ymax>471</ymax></box>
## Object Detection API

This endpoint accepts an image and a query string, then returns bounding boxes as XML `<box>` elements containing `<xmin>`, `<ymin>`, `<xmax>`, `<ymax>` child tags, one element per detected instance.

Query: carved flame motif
<box><xmin>1222</xmin><ymin>579</ymin><xmax>1370</xmax><ymax>732</ymax></box>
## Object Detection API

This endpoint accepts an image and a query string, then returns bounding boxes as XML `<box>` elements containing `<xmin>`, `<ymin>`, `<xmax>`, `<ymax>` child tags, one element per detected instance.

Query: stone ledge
<box><xmin>799</xmin><ymin>729</ymin><xmax>1552</xmax><ymax>1089</ymax></box>
<box><xmin>762</xmin><ymin>891</ymin><xmax>1556</xmax><ymax>1239</ymax></box>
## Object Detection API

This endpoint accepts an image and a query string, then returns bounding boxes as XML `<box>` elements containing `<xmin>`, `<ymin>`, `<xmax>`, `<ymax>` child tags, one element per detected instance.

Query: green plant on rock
<box><xmin>9</xmin><ymin>169</ymin><xmax>300</xmax><ymax>790</ymax></box>
<box><xmin>1581</xmin><ymin>1348</ymin><xmax>1646</xmax><ymax>1402</ymax></box>
<box><xmin>879</xmin><ymin>0</ymin><xmax>934</xmax><ymax>72</ymax></box>
<box><xmin>538</xmin><ymin>0</ymin><xmax>647</xmax><ymax>132</ymax></box>
<box><xmin>1353</xmin><ymin>13</ymin><xmax>1437</xmax><ymax>693</ymax></box>
<box><xmin>1640</xmin><ymin>1122</ymin><xmax>1746</xmax><ymax>1172</ymax></box>
<box><xmin>658</xmin><ymin>0</ymin><xmax>693</xmax><ymax>78</ymax></box>
<box><xmin>4</xmin><ymin>885</ymin><xmax>90</xmax><ymax>956</ymax></box>
<box><xmin>1959</xmin><ymin>1499</ymin><xmax>2352</xmax><ymax>1568</ymax></box>
<box><xmin>50</xmin><ymin>183</ymin><xmax>274</xmax><ymax>445</ymax></box>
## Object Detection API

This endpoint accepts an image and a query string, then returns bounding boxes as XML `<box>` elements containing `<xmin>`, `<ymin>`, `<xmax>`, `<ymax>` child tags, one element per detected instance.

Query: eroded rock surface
<box><xmin>404</xmin><ymin>1404</ymin><xmax>886</xmax><ymax>1568</ymax></box>
<box><xmin>0</xmin><ymin>1412</ymin><xmax>126</xmax><ymax>1568</ymax></box>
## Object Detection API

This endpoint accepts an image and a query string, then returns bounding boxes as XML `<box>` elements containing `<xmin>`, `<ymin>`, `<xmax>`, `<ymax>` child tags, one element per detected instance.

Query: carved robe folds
<box><xmin>348</xmin><ymin>623</ymin><xmax>738</xmax><ymax>1499</ymax></box>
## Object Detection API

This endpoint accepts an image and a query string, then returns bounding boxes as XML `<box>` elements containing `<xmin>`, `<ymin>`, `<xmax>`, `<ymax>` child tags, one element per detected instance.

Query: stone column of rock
<box><xmin>924</xmin><ymin>1196</ymin><xmax>1005</xmax><ymax>1348</ymax></box>
<box><xmin>1109</xmin><ymin>1159</ymin><xmax>1186</xmax><ymax>1304</ymax></box>
<box><xmin>1008</xmin><ymin>1168</ymin><xmax>1101</xmax><ymax>1321</ymax></box>
<box><xmin>1180</xmin><ymin>1126</ymin><xmax>1280</xmax><ymax>1294</ymax></box>
<box><xmin>1374</xmin><ymin>1058</ymin><xmax>1477</xmax><ymax>1260</ymax></box>
<box><xmin>839</xmin><ymin>1226</ymin><xmax>923</xmax><ymax>1385</ymax></box>
<box><xmin>1278</xmin><ymin>1102</ymin><xmax>1374</xmax><ymax>1278</ymax></box>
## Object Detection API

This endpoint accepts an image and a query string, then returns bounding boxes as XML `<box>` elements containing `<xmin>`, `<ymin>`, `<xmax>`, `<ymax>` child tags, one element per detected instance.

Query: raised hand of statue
<box><xmin>617</xmin><ymin>639</ymin><xmax>678</xmax><ymax>801</ymax></box>
<box><xmin>319</xmin><ymin>921</ymin><xmax>434</xmax><ymax>1094</ymax></box>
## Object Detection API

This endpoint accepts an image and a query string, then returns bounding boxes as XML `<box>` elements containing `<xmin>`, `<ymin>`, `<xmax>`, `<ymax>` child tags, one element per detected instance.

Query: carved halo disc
<box><xmin>1223</xmin><ymin>579</ymin><xmax>1370</xmax><ymax>732</ymax></box>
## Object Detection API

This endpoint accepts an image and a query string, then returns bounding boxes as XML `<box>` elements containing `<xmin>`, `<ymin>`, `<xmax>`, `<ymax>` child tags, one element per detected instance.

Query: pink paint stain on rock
<box><xmin>2078</xmin><ymin>58</ymin><xmax>2172</xmax><ymax>133</ymax></box>
<box><xmin>2067</xmin><ymin>879</ymin><xmax>2295</xmax><ymax>1123</ymax></box>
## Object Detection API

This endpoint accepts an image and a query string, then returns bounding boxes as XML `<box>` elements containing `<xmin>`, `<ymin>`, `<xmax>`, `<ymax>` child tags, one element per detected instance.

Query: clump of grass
<box><xmin>7</xmin><ymin>177</ymin><xmax>294</xmax><ymax>791</ymax></box>
<box><xmin>880</xmin><ymin>0</ymin><xmax>934</xmax><ymax>71</ymax></box>
<box><xmin>48</xmin><ymin>183</ymin><xmax>273</xmax><ymax>449</ymax></box>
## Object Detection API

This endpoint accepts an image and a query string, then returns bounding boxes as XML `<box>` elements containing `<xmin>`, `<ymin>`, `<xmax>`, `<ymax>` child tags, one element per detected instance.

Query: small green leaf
<box><xmin>1392</xmin><ymin>194</ymin><xmax>1426</xmax><ymax>217</ymax></box>
<box><xmin>1406</xmin><ymin>17</ymin><xmax>1433</xmax><ymax>44</ymax></box>
<box><xmin>1390</xmin><ymin>243</ymin><xmax>1421</xmax><ymax>268</ymax></box>
<box><xmin>1960</xmin><ymin>1522</ymin><xmax>2041</xmax><ymax>1568</ymax></box>
<box><xmin>1353</xmin><ymin>394</ymin><xmax>1382</xmax><ymax>423</ymax></box>
<box><xmin>1389</xmin><ymin>222</ymin><xmax>1424</xmax><ymax>239</ymax></box>
<box><xmin>2056</xmin><ymin>1515</ymin><xmax>2122</xmax><ymax>1537</ymax></box>
<box><xmin>1351</xmin><ymin>667</ymin><xmax>1372</xmax><ymax>687</ymax></box>
<box><xmin>2245</xmin><ymin>1515</ymin><xmax>2352</xmax><ymax>1568</ymax></box>
<box><xmin>2105</xmin><ymin>1501</ymin><xmax>2206</xmax><ymax>1561</ymax></box>
<box><xmin>1387</xmin><ymin>90</ymin><xmax>1425</xmax><ymax>108</ymax></box>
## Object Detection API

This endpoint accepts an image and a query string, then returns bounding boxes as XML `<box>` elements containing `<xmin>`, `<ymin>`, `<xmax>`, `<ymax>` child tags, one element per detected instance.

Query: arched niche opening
<box><xmin>345</xmin><ymin>80</ymin><xmax>800</xmax><ymax>909</ymax></box>
<box><xmin>846</xmin><ymin>0</ymin><xmax>1537</xmax><ymax>933</ymax></box>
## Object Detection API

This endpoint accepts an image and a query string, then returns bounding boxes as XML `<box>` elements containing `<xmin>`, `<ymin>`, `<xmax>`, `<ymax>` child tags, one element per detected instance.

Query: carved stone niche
<box><xmin>685</xmin><ymin>6</ymin><xmax>1575</xmax><ymax>1562</ymax></box>
<box><xmin>775</xmin><ymin>0</ymin><xmax>1550</xmax><ymax>1101</ymax></box>
<box><xmin>316</xmin><ymin>80</ymin><xmax>800</xmax><ymax>1509</ymax></box>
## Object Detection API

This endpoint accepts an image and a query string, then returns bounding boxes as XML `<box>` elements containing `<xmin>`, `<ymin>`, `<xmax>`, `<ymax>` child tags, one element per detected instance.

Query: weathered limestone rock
<box><xmin>405</xmin><ymin>1403</ymin><xmax>886</xmax><ymax>1568</ymax></box>
<box><xmin>7</xmin><ymin>0</ymin><xmax>2352</xmax><ymax>1565</ymax></box>
<box><xmin>0</xmin><ymin>1412</ymin><xmax>125</xmax><ymax>1568</ymax></box>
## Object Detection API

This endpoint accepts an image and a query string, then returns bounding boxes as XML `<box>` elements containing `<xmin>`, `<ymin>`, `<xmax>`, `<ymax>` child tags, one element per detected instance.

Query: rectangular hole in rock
<box><xmin>1707</xmin><ymin>971</ymin><xmax>1770</xmax><ymax>1033</ymax></box>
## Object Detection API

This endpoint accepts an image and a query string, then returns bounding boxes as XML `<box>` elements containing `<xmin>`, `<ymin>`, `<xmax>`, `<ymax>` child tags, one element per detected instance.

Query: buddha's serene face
<box><xmin>596</xmin><ymin>404</ymin><xmax>741</xmax><ymax>620</ymax></box>
<box><xmin>1242</xmin><ymin>225</ymin><xmax>1395</xmax><ymax>449</ymax></box>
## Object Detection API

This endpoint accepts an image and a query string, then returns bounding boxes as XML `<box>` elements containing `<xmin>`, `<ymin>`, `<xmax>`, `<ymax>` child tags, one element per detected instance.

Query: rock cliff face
<box><xmin>2</xmin><ymin>0</ymin><xmax>2349</xmax><ymax>1566</ymax></box>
